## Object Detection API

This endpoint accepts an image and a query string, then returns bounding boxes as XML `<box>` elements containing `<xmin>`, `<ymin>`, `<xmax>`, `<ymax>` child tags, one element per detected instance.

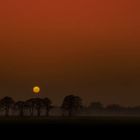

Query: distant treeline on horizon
<box><xmin>0</xmin><ymin>95</ymin><xmax>140</xmax><ymax>117</ymax></box>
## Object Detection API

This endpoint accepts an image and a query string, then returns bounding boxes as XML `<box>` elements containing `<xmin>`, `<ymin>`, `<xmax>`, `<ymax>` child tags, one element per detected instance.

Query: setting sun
<box><xmin>33</xmin><ymin>86</ymin><xmax>40</xmax><ymax>94</ymax></box>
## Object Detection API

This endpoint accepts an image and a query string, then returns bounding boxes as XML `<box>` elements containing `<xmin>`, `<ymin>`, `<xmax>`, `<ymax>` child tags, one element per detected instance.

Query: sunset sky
<box><xmin>0</xmin><ymin>0</ymin><xmax>140</xmax><ymax>106</ymax></box>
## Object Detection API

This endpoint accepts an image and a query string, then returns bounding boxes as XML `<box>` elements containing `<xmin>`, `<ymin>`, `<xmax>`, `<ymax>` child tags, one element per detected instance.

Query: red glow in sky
<box><xmin>0</xmin><ymin>0</ymin><xmax>140</xmax><ymax>105</ymax></box>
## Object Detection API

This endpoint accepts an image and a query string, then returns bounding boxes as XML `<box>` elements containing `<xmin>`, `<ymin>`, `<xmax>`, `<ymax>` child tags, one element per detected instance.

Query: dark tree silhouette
<box><xmin>0</xmin><ymin>96</ymin><xmax>140</xmax><ymax>117</ymax></box>
<box><xmin>0</xmin><ymin>97</ymin><xmax>15</xmax><ymax>116</ymax></box>
<box><xmin>25</xmin><ymin>98</ymin><xmax>36</xmax><ymax>116</ymax></box>
<box><xmin>61</xmin><ymin>95</ymin><xmax>83</xmax><ymax>116</ymax></box>
<box><xmin>88</xmin><ymin>102</ymin><xmax>104</xmax><ymax>110</ymax></box>
<box><xmin>15</xmin><ymin>101</ymin><xmax>25</xmax><ymax>117</ymax></box>
<box><xmin>106</xmin><ymin>104</ymin><xmax>124</xmax><ymax>112</ymax></box>
<box><xmin>43</xmin><ymin>98</ymin><xmax>52</xmax><ymax>117</ymax></box>
<box><xmin>33</xmin><ymin>98</ymin><xmax>44</xmax><ymax>117</ymax></box>
<box><xmin>24</xmin><ymin>98</ymin><xmax>52</xmax><ymax>117</ymax></box>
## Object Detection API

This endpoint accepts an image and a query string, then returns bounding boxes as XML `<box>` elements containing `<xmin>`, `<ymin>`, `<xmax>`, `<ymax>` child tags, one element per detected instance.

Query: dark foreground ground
<box><xmin>0</xmin><ymin>116</ymin><xmax>139</xmax><ymax>138</ymax></box>
<box><xmin>0</xmin><ymin>116</ymin><xmax>140</xmax><ymax>125</ymax></box>
<box><xmin>0</xmin><ymin>116</ymin><xmax>140</xmax><ymax>137</ymax></box>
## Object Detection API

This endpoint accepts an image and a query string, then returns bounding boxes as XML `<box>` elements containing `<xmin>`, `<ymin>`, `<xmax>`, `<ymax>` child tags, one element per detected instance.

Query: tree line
<box><xmin>0</xmin><ymin>95</ymin><xmax>140</xmax><ymax>117</ymax></box>
<box><xmin>0</xmin><ymin>95</ymin><xmax>82</xmax><ymax>117</ymax></box>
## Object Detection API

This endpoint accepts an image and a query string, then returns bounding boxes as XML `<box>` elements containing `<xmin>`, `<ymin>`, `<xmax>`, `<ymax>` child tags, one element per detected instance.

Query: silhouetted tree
<box><xmin>88</xmin><ymin>102</ymin><xmax>104</xmax><ymax>110</ymax></box>
<box><xmin>34</xmin><ymin>98</ymin><xmax>44</xmax><ymax>117</ymax></box>
<box><xmin>61</xmin><ymin>95</ymin><xmax>83</xmax><ymax>116</ymax></box>
<box><xmin>15</xmin><ymin>101</ymin><xmax>25</xmax><ymax>117</ymax></box>
<box><xmin>129</xmin><ymin>106</ymin><xmax>140</xmax><ymax>114</ymax></box>
<box><xmin>43</xmin><ymin>98</ymin><xmax>52</xmax><ymax>117</ymax></box>
<box><xmin>132</xmin><ymin>106</ymin><xmax>140</xmax><ymax>111</ymax></box>
<box><xmin>0</xmin><ymin>97</ymin><xmax>15</xmax><ymax>116</ymax></box>
<box><xmin>106</xmin><ymin>104</ymin><xmax>124</xmax><ymax>112</ymax></box>
<box><xmin>25</xmin><ymin>98</ymin><xmax>45</xmax><ymax>117</ymax></box>
<box><xmin>25</xmin><ymin>98</ymin><xmax>36</xmax><ymax>116</ymax></box>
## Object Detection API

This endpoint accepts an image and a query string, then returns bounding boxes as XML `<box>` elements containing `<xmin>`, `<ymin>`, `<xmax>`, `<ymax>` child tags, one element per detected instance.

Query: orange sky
<box><xmin>0</xmin><ymin>0</ymin><xmax>140</xmax><ymax>106</ymax></box>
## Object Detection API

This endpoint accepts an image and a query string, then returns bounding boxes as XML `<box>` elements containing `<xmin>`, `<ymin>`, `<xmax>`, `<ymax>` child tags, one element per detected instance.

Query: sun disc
<box><xmin>33</xmin><ymin>86</ymin><xmax>40</xmax><ymax>94</ymax></box>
